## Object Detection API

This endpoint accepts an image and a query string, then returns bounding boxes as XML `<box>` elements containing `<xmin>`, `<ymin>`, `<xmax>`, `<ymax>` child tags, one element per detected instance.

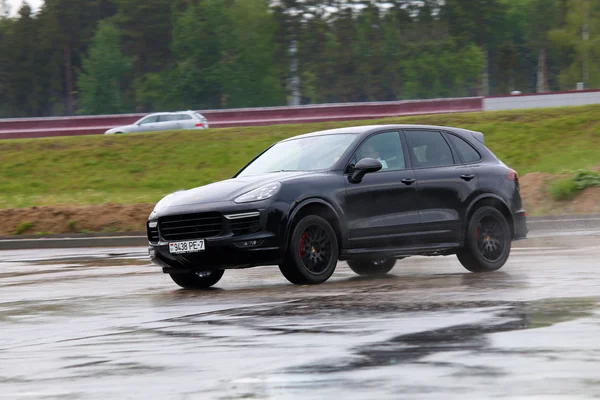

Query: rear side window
<box><xmin>404</xmin><ymin>130</ymin><xmax>455</xmax><ymax>168</ymax></box>
<box><xmin>178</xmin><ymin>114</ymin><xmax>193</xmax><ymax>120</ymax></box>
<box><xmin>446</xmin><ymin>133</ymin><xmax>481</xmax><ymax>163</ymax></box>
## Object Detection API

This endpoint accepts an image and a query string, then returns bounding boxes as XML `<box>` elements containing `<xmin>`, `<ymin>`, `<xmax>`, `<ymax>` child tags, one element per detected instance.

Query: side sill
<box><xmin>340</xmin><ymin>242</ymin><xmax>461</xmax><ymax>260</ymax></box>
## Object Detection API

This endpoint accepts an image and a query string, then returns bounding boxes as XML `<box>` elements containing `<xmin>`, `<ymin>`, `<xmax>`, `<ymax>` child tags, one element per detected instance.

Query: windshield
<box><xmin>237</xmin><ymin>134</ymin><xmax>358</xmax><ymax>177</ymax></box>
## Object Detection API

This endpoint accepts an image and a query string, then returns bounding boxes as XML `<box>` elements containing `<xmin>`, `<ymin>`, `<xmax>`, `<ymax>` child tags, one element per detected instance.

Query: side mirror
<box><xmin>348</xmin><ymin>158</ymin><xmax>382</xmax><ymax>183</ymax></box>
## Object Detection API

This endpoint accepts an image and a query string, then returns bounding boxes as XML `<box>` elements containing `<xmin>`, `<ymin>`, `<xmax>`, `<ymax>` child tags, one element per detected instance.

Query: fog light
<box><xmin>235</xmin><ymin>240</ymin><xmax>263</xmax><ymax>248</ymax></box>
<box><xmin>148</xmin><ymin>248</ymin><xmax>156</xmax><ymax>258</ymax></box>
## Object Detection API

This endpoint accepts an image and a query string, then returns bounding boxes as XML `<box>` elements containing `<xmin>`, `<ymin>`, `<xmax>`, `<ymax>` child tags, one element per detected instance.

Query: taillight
<box><xmin>507</xmin><ymin>169</ymin><xmax>518</xmax><ymax>181</ymax></box>
<box><xmin>195</xmin><ymin>123</ymin><xmax>203</xmax><ymax>127</ymax></box>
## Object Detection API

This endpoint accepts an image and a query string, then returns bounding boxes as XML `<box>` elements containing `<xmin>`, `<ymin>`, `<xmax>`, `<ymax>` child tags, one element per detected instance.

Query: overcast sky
<box><xmin>6</xmin><ymin>0</ymin><xmax>44</xmax><ymax>16</ymax></box>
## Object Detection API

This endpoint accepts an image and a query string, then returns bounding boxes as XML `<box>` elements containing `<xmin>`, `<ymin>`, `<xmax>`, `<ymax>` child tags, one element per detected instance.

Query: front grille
<box><xmin>230</xmin><ymin>215</ymin><xmax>261</xmax><ymax>236</ymax></box>
<box><xmin>147</xmin><ymin>223</ymin><xmax>159</xmax><ymax>243</ymax></box>
<box><xmin>159</xmin><ymin>213</ymin><xmax>223</xmax><ymax>241</ymax></box>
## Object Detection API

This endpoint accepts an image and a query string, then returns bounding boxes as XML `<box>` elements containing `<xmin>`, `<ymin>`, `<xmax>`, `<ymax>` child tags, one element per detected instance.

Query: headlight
<box><xmin>234</xmin><ymin>182</ymin><xmax>281</xmax><ymax>204</ymax></box>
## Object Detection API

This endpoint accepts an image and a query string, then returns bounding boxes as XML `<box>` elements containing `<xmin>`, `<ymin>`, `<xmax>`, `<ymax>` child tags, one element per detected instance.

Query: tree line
<box><xmin>0</xmin><ymin>0</ymin><xmax>597</xmax><ymax>118</ymax></box>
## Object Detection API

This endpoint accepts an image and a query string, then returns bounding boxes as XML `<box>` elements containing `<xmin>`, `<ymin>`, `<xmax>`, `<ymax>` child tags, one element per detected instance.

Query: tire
<box><xmin>347</xmin><ymin>259</ymin><xmax>397</xmax><ymax>276</ymax></box>
<box><xmin>279</xmin><ymin>215</ymin><xmax>339</xmax><ymax>285</ymax></box>
<box><xmin>457</xmin><ymin>206</ymin><xmax>511</xmax><ymax>273</ymax></box>
<box><xmin>169</xmin><ymin>269</ymin><xmax>224</xmax><ymax>289</ymax></box>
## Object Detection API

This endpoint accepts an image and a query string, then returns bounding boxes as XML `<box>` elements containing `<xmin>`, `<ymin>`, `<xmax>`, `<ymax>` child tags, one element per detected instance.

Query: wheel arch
<box><xmin>284</xmin><ymin>198</ymin><xmax>345</xmax><ymax>253</ymax></box>
<box><xmin>464</xmin><ymin>194</ymin><xmax>515</xmax><ymax>239</ymax></box>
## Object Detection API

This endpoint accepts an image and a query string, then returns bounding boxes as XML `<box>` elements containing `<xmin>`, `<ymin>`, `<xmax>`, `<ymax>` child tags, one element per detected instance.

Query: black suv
<box><xmin>148</xmin><ymin>125</ymin><xmax>528</xmax><ymax>288</ymax></box>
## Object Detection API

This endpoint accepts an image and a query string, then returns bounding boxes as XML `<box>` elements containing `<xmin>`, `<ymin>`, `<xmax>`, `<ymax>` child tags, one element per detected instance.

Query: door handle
<box><xmin>401</xmin><ymin>178</ymin><xmax>416</xmax><ymax>185</ymax></box>
<box><xmin>460</xmin><ymin>174</ymin><xmax>475</xmax><ymax>181</ymax></box>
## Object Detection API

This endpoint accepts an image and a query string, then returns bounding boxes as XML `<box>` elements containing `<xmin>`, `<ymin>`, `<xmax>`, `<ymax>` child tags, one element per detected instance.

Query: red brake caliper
<box><xmin>299</xmin><ymin>232</ymin><xmax>308</xmax><ymax>257</ymax></box>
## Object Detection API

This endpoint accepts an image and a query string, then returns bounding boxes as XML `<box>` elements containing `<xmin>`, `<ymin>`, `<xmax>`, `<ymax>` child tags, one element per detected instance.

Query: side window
<box><xmin>179</xmin><ymin>114</ymin><xmax>193</xmax><ymax>120</ymax></box>
<box><xmin>446</xmin><ymin>133</ymin><xmax>481</xmax><ymax>163</ymax></box>
<box><xmin>353</xmin><ymin>131</ymin><xmax>405</xmax><ymax>171</ymax></box>
<box><xmin>404</xmin><ymin>130</ymin><xmax>455</xmax><ymax>168</ymax></box>
<box><xmin>159</xmin><ymin>114</ymin><xmax>178</xmax><ymax>122</ymax></box>
<box><xmin>139</xmin><ymin>115</ymin><xmax>158</xmax><ymax>125</ymax></box>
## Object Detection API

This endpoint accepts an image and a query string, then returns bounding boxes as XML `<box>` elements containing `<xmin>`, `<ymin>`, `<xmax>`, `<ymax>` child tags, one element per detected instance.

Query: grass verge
<box><xmin>1</xmin><ymin>104</ymin><xmax>600</xmax><ymax>208</ymax></box>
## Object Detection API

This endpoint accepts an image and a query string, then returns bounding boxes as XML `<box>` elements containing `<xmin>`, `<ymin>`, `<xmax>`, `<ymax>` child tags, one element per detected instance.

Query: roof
<box><xmin>283</xmin><ymin>124</ymin><xmax>482</xmax><ymax>141</ymax></box>
<box><xmin>143</xmin><ymin>110</ymin><xmax>199</xmax><ymax>116</ymax></box>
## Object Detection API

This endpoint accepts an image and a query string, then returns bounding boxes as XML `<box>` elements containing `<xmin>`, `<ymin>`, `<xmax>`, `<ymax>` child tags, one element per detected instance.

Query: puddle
<box><xmin>283</xmin><ymin>297</ymin><xmax>599</xmax><ymax>375</ymax></box>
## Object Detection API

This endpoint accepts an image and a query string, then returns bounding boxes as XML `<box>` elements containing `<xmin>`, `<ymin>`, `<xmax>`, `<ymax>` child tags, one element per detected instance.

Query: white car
<box><xmin>104</xmin><ymin>111</ymin><xmax>209</xmax><ymax>134</ymax></box>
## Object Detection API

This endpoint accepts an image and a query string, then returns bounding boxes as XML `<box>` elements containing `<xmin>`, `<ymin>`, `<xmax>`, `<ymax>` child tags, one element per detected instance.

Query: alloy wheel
<box><xmin>476</xmin><ymin>215</ymin><xmax>506</xmax><ymax>262</ymax></box>
<box><xmin>298</xmin><ymin>225</ymin><xmax>333</xmax><ymax>274</ymax></box>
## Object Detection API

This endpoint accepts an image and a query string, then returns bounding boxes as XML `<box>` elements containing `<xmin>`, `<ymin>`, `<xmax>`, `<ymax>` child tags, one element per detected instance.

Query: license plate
<box><xmin>169</xmin><ymin>239</ymin><xmax>205</xmax><ymax>254</ymax></box>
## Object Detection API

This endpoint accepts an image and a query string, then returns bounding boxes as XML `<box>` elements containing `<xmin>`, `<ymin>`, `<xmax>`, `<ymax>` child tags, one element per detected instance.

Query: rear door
<box><xmin>402</xmin><ymin>129</ymin><xmax>478</xmax><ymax>244</ymax></box>
<box><xmin>177</xmin><ymin>113</ymin><xmax>195</xmax><ymax>129</ymax></box>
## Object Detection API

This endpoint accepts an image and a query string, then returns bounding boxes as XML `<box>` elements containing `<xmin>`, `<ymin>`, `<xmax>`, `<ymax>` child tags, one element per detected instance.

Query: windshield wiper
<box><xmin>267</xmin><ymin>169</ymin><xmax>298</xmax><ymax>173</ymax></box>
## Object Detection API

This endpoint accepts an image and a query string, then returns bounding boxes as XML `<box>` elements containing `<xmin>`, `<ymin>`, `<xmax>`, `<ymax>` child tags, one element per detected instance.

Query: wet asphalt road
<box><xmin>2</xmin><ymin>229</ymin><xmax>600</xmax><ymax>399</ymax></box>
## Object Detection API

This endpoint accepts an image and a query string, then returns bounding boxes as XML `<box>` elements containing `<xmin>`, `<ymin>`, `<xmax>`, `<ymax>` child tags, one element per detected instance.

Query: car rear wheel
<box><xmin>457</xmin><ymin>206</ymin><xmax>511</xmax><ymax>273</ymax></box>
<box><xmin>279</xmin><ymin>215</ymin><xmax>339</xmax><ymax>285</ymax></box>
<box><xmin>169</xmin><ymin>269</ymin><xmax>224</xmax><ymax>289</ymax></box>
<box><xmin>347</xmin><ymin>259</ymin><xmax>397</xmax><ymax>276</ymax></box>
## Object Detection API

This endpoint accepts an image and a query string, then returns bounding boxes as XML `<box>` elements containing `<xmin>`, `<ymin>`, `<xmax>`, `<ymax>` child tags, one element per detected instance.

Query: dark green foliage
<box><xmin>573</xmin><ymin>169</ymin><xmax>600</xmax><ymax>190</ymax></box>
<box><xmin>550</xmin><ymin>169</ymin><xmax>600</xmax><ymax>200</ymax></box>
<box><xmin>550</xmin><ymin>178</ymin><xmax>580</xmax><ymax>200</ymax></box>
<box><xmin>0</xmin><ymin>0</ymin><xmax>598</xmax><ymax>117</ymax></box>
<box><xmin>77</xmin><ymin>20</ymin><xmax>133</xmax><ymax>114</ymax></box>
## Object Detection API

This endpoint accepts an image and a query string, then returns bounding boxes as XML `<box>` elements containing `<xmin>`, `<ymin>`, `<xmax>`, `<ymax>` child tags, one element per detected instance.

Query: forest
<box><xmin>0</xmin><ymin>0</ymin><xmax>597</xmax><ymax>117</ymax></box>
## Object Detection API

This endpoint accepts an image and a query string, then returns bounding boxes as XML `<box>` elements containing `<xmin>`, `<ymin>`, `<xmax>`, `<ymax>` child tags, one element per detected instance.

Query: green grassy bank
<box><xmin>1</xmin><ymin>104</ymin><xmax>600</xmax><ymax>208</ymax></box>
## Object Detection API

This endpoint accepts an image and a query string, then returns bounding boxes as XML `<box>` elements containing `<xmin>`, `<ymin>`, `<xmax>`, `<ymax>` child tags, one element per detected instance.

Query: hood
<box><xmin>106</xmin><ymin>125</ymin><xmax>135</xmax><ymax>134</ymax></box>
<box><xmin>157</xmin><ymin>171</ymin><xmax>313</xmax><ymax>210</ymax></box>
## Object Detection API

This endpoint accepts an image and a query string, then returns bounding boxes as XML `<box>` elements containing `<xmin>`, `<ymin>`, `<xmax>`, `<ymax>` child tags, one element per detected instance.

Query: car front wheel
<box><xmin>169</xmin><ymin>269</ymin><xmax>224</xmax><ymax>289</ymax></box>
<box><xmin>347</xmin><ymin>259</ymin><xmax>397</xmax><ymax>276</ymax></box>
<box><xmin>279</xmin><ymin>215</ymin><xmax>339</xmax><ymax>285</ymax></box>
<box><xmin>457</xmin><ymin>206</ymin><xmax>511</xmax><ymax>273</ymax></box>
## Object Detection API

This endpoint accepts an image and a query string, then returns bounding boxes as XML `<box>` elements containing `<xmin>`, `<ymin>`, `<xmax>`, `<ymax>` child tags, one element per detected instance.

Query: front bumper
<box><xmin>149</xmin><ymin>235</ymin><xmax>283</xmax><ymax>274</ymax></box>
<box><xmin>147</xmin><ymin>204</ymin><xmax>289</xmax><ymax>273</ymax></box>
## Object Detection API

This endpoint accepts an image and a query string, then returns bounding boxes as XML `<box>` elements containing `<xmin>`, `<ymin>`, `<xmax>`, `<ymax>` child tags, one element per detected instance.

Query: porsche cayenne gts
<box><xmin>147</xmin><ymin>124</ymin><xmax>528</xmax><ymax>289</ymax></box>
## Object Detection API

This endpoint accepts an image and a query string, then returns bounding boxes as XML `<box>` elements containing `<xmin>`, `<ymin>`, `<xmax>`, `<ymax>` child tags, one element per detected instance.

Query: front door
<box><xmin>344</xmin><ymin>130</ymin><xmax>421</xmax><ymax>249</ymax></box>
<box><xmin>402</xmin><ymin>129</ymin><xmax>478</xmax><ymax>244</ymax></box>
<box><xmin>137</xmin><ymin>115</ymin><xmax>160</xmax><ymax>132</ymax></box>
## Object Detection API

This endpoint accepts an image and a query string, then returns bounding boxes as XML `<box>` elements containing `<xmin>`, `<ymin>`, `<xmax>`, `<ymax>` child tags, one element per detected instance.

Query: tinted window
<box><xmin>446</xmin><ymin>133</ymin><xmax>481</xmax><ymax>163</ymax></box>
<box><xmin>354</xmin><ymin>131</ymin><xmax>405</xmax><ymax>171</ymax></box>
<box><xmin>237</xmin><ymin>134</ymin><xmax>358</xmax><ymax>177</ymax></box>
<box><xmin>139</xmin><ymin>115</ymin><xmax>158</xmax><ymax>125</ymax></box>
<box><xmin>178</xmin><ymin>114</ymin><xmax>193</xmax><ymax>120</ymax></box>
<box><xmin>404</xmin><ymin>130</ymin><xmax>455</xmax><ymax>168</ymax></box>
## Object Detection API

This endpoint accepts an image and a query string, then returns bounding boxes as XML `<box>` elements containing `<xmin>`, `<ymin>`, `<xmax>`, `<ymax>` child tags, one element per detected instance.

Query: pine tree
<box><xmin>77</xmin><ymin>20</ymin><xmax>133</xmax><ymax>114</ymax></box>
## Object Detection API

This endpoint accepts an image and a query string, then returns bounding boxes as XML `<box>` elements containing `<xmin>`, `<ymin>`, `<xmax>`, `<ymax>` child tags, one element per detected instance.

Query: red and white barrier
<box><xmin>2</xmin><ymin>89</ymin><xmax>599</xmax><ymax>140</ymax></box>
<box><xmin>0</xmin><ymin>97</ymin><xmax>482</xmax><ymax>140</ymax></box>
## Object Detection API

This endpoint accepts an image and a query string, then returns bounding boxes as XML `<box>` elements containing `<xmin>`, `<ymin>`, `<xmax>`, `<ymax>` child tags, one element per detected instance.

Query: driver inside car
<box><xmin>361</xmin><ymin>144</ymin><xmax>388</xmax><ymax>169</ymax></box>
